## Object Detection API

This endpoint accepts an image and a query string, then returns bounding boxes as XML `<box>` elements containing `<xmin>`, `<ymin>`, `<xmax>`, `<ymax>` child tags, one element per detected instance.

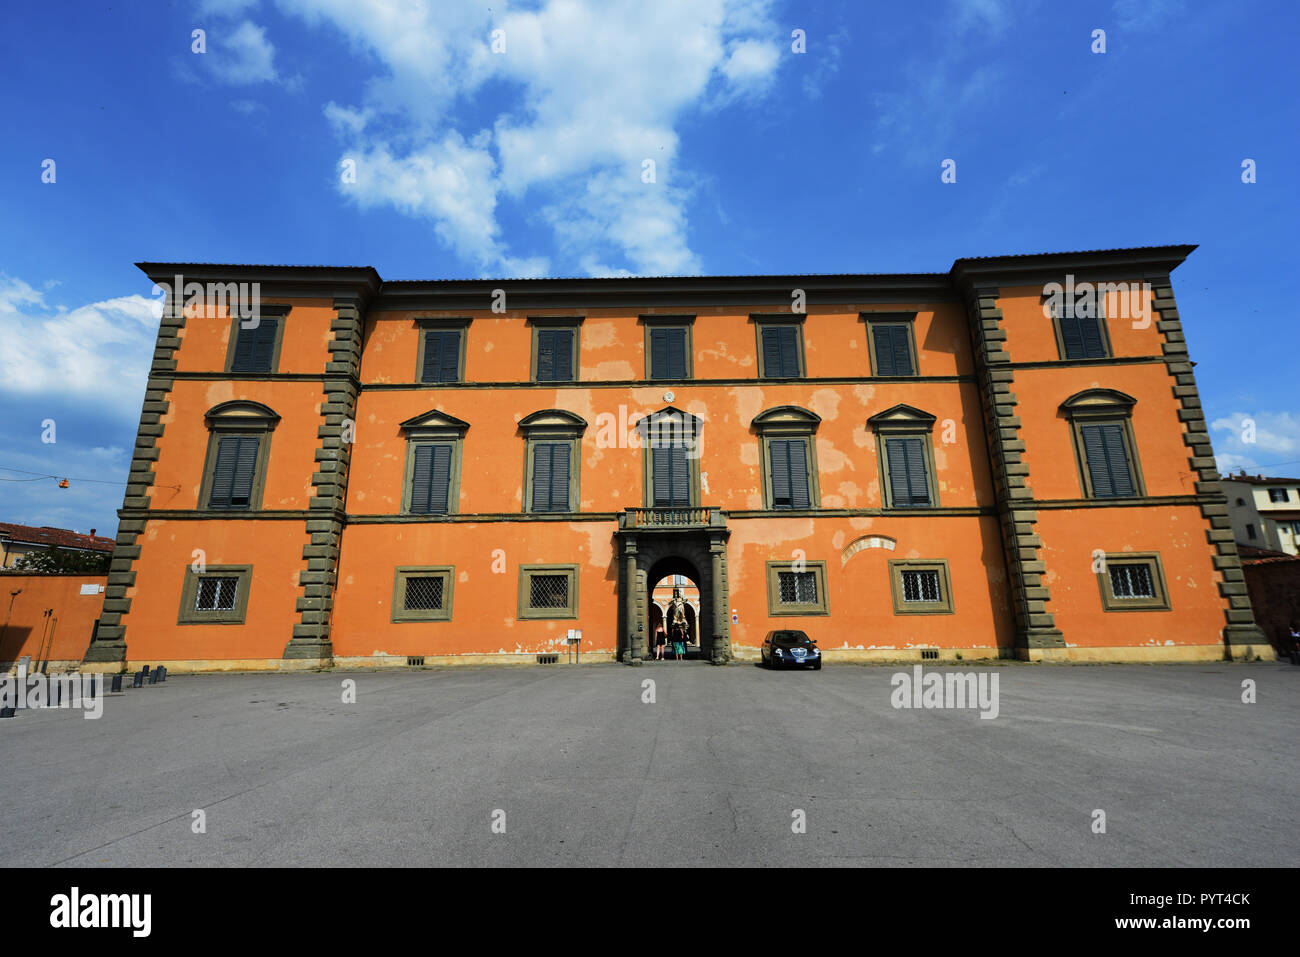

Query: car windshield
<box><xmin>776</xmin><ymin>632</ymin><xmax>809</xmax><ymax>644</ymax></box>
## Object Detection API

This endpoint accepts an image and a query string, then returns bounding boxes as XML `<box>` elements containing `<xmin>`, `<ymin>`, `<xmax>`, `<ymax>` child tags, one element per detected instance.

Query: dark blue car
<box><xmin>760</xmin><ymin>630</ymin><xmax>821</xmax><ymax>670</ymax></box>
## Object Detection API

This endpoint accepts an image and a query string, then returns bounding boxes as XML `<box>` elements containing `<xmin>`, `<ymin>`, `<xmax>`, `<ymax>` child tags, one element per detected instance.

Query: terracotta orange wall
<box><xmin>360</xmin><ymin>302</ymin><xmax>973</xmax><ymax>383</ymax></box>
<box><xmin>173</xmin><ymin>300</ymin><xmax>338</xmax><ymax>375</ymax></box>
<box><xmin>348</xmin><ymin>380</ymin><xmax>992</xmax><ymax>515</ymax></box>
<box><xmin>1036</xmin><ymin>507</ymin><xmax>1226</xmax><ymax>648</ymax></box>
<box><xmin>331</xmin><ymin>521</ymin><xmax>618</xmax><ymax>658</ymax></box>
<box><xmin>727</xmin><ymin>515</ymin><xmax>1014</xmax><ymax>652</ymax></box>
<box><xmin>119</xmin><ymin>520</ymin><xmax>308</xmax><ymax>661</ymax></box>
<box><xmin>0</xmin><ymin>575</ymin><xmax>106</xmax><ymax>662</ymax></box>
<box><xmin>997</xmin><ymin>282</ymin><xmax>1161</xmax><ymax>364</ymax></box>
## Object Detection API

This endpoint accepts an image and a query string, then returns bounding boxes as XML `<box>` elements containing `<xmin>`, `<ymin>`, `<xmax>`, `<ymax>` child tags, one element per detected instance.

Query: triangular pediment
<box><xmin>399</xmin><ymin>409</ymin><xmax>471</xmax><ymax>435</ymax></box>
<box><xmin>867</xmin><ymin>403</ymin><xmax>937</xmax><ymax>431</ymax></box>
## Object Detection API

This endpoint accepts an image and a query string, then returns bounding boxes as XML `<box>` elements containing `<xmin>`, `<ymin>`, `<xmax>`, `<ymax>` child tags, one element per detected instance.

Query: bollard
<box><xmin>110</xmin><ymin>674</ymin><xmax>123</xmax><ymax>693</ymax></box>
<box><xmin>0</xmin><ymin>706</ymin><xmax>14</xmax><ymax>719</ymax></box>
<box><xmin>132</xmin><ymin>672</ymin><xmax>144</xmax><ymax>688</ymax></box>
<box><xmin>156</xmin><ymin>666</ymin><xmax>167</xmax><ymax>682</ymax></box>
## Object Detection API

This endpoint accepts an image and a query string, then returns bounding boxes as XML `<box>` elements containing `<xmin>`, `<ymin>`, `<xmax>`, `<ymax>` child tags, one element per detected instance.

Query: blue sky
<box><xmin>1</xmin><ymin>0</ymin><xmax>1297</xmax><ymax>536</ymax></box>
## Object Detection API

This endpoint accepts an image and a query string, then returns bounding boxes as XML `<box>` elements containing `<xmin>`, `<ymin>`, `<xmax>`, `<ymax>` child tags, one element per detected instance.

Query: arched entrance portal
<box><xmin>649</xmin><ymin>569</ymin><xmax>702</xmax><ymax>658</ymax></box>
<box><xmin>615</xmin><ymin>517</ymin><xmax>731</xmax><ymax>663</ymax></box>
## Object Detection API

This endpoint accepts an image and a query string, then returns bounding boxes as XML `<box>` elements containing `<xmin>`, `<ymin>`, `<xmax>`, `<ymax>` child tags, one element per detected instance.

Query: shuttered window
<box><xmin>208</xmin><ymin>435</ymin><xmax>260</xmax><ymax>509</ymax></box>
<box><xmin>1079</xmin><ymin>423</ymin><xmax>1136</xmax><ymax>498</ymax></box>
<box><xmin>230</xmin><ymin>317</ymin><xmax>280</xmax><ymax>373</ymax></box>
<box><xmin>1058</xmin><ymin>307</ymin><xmax>1107</xmax><ymax>359</ymax></box>
<box><xmin>409</xmin><ymin>443</ymin><xmax>453</xmax><ymax>513</ymax></box>
<box><xmin>768</xmin><ymin>438</ymin><xmax>811</xmax><ymax>509</ymax></box>
<box><xmin>420</xmin><ymin>330</ymin><xmax>462</xmax><ymax>383</ymax></box>
<box><xmin>760</xmin><ymin>326</ymin><xmax>801</xmax><ymax>378</ymax></box>
<box><xmin>652</xmin><ymin>444</ymin><xmax>691</xmax><ymax>506</ymax></box>
<box><xmin>530</xmin><ymin>442</ymin><xmax>572</xmax><ymax>512</ymax></box>
<box><xmin>884</xmin><ymin>436</ymin><xmax>932</xmax><ymax>507</ymax></box>
<box><xmin>535</xmin><ymin>328</ymin><xmax>575</xmax><ymax>381</ymax></box>
<box><xmin>649</xmin><ymin>327</ymin><xmax>689</xmax><ymax>379</ymax></box>
<box><xmin>871</xmin><ymin>324</ymin><xmax>915</xmax><ymax>376</ymax></box>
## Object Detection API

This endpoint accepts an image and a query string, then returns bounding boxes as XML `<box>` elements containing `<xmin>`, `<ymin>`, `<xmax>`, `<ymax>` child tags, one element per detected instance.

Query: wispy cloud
<box><xmin>274</xmin><ymin>0</ymin><xmax>783</xmax><ymax>276</ymax></box>
<box><xmin>1211</xmin><ymin>411</ymin><xmax>1300</xmax><ymax>475</ymax></box>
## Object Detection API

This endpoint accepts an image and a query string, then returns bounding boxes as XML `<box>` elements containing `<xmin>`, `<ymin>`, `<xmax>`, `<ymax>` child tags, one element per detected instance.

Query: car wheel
<box><xmin>813</xmin><ymin>659</ymin><xmax>822</xmax><ymax>671</ymax></box>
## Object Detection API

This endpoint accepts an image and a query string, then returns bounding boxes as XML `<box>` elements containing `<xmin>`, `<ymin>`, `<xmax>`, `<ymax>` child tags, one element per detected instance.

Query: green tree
<box><xmin>13</xmin><ymin>547</ymin><xmax>111</xmax><ymax>573</ymax></box>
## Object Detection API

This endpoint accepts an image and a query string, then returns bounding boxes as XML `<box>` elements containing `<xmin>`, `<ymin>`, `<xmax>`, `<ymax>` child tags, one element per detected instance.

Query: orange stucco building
<box><xmin>81</xmin><ymin>246</ymin><xmax>1271</xmax><ymax>671</ymax></box>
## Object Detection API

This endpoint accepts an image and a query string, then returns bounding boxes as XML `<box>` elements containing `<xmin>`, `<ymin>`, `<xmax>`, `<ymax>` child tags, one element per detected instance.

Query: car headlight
<box><xmin>774</xmin><ymin>648</ymin><xmax>784</xmax><ymax>656</ymax></box>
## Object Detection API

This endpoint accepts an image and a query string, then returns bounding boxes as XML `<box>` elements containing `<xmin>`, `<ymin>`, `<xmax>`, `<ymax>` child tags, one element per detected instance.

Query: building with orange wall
<box><xmin>81</xmin><ymin>246</ymin><xmax>1272</xmax><ymax>672</ymax></box>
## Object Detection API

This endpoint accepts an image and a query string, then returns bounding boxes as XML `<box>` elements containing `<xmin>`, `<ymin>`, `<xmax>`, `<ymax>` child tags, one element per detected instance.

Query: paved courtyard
<box><xmin>2</xmin><ymin>661</ymin><xmax>1296</xmax><ymax>867</ymax></box>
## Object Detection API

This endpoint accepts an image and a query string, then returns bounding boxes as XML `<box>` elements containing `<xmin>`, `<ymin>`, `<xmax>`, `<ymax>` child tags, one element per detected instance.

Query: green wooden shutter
<box><xmin>762</xmin><ymin>327</ymin><xmax>798</xmax><ymax>377</ymax></box>
<box><xmin>1080</xmin><ymin>425</ymin><xmax>1116</xmax><ymax>497</ymax></box>
<box><xmin>670</xmin><ymin>444</ymin><xmax>689</xmax><ymax>504</ymax></box>
<box><xmin>532</xmin><ymin>442</ymin><xmax>569</xmax><ymax>512</ymax></box>
<box><xmin>536</xmin><ymin>330</ymin><xmax>556</xmax><ymax>381</ymax></box>
<box><xmin>1098</xmin><ymin>423</ymin><xmax>1135</xmax><ymax>496</ymax></box>
<box><xmin>229</xmin><ymin>436</ymin><xmax>259</xmax><ymax>507</ymax></box>
<box><xmin>650</xmin><ymin>328</ymin><xmax>670</xmax><ymax>379</ymax></box>
<box><xmin>889</xmin><ymin>326</ymin><xmax>914</xmax><ymax>375</ymax></box>
<box><xmin>409</xmin><ymin>445</ymin><xmax>434</xmax><ymax>512</ymax></box>
<box><xmin>788</xmin><ymin>438</ymin><xmax>810</xmax><ymax>507</ymax></box>
<box><xmin>1059</xmin><ymin>310</ymin><xmax>1085</xmax><ymax>358</ymax></box>
<box><xmin>666</xmin><ymin>328</ymin><xmax>687</xmax><ymax>378</ymax></box>
<box><xmin>553</xmin><ymin>329</ymin><xmax>574</xmax><ymax>380</ymax></box>
<box><xmin>550</xmin><ymin>442</ymin><xmax>570</xmax><ymax>510</ymax></box>
<box><xmin>652</xmin><ymin>444</ymin><xmax>690</xmax><ymax>506</ymax></box>
<box><xmin>770</xmin><ymin>440</ymin><xmax>791</xmax><ymax>507</ymax></box>
<box><xmin>427</xmin><ymin>444</ymin><xmax>452</xmax><ymax>513</ymax></box>
<box><xmin>886</xmin><ymin>436</ymin><xmax>930</xmax><ymax>507</ymax></box>
<box><xmin>1079</xmin><ymin>314</ymin><xmax>1106</xmax><ymax>358</ymax></box>
<box><xmin>208</xmin><ymin>436</ymin><xmax>240</xmax><ymax>507</ymax></box>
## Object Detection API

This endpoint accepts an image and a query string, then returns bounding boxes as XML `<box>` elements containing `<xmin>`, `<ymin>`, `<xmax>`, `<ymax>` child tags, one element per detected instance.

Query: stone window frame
<box><xmin>1267</xmin><ymin>487</ymin><xmax>1290</xmax><ymax>503</ymax></box>
<box><xmin>640</xmin><ymin>315</ymin><xmax>695</xmax><ymax>381</ymax></box>
<box><xmin>887</xmin><ymin>559</ymin><xmax>955</xmax><ymax>615</ymax></box>
<box><xmin>528</xmin><ymin>316</ymin><xmax>583</xmax><ymax>383</ymax></box>
<box><xmin>198</xmin><ymin>400</ymin><xmax>280</xmax><ymax>511</ymax></box>
<box><xmin>765</xmin><ymin>559</ymin><xmax>830</xmax><ymax>616</ymax></box>
<box><xmin>223</xmin><ymin>304</ymin><xmax>292</xmax><ymax>374</ymax></box>
<box><xmin>517</xmin><ymin>563</ymin><xmax>580</xmax><ymax>620</ymax></box>
<box><xmin>861</xmin><ymin>311</ymin><xmax>920</xmax><ymax>377</ymax></box>
<box><xmin>398</xmin><ymin>409</ymin><xmax>470</xmax><ymax>515</ymax></box>
<box><xmin>519</xmin><ymin>409</ymin><xmax>587</xmax><ymax>515</ymax></box>
<box><xmin>752</xmin><ymin>406</ymin><xmax>822</xmax><ymax>510</ymax></box>
<box><xmin>635</xmin><ymin>406</ymin><xmax>704</xmax><ymax>508</ymax></box>
<box><xmin>752</xmin><ymin>314</ymin><xmax>807</xmax><ymax>380</ymax></box>
<box><xmin>177</xmin><ymin>564</ymin><xmax>253</xmax><ymax>625</ymax></box>
<box><xmin>867</xmin><ymin>403</ymin><xmax>941</xmax><ymax>509</ymax></box>
<box><xmin>1096</xmin><ymin>551</ymin><xmax>1171</xmax><ymax>612</ymax></box>
<box><xmin>1059</xmin><ymin>389</ymin><xmax>1146</xmax><ymax>499</ymax></box>
<box><xmin>391</xmin><ymin>565</ymin><xmax>456</xmax><ymax>622</ymax></box>
<box><xmin>1045</xmin><ymin>288</ymin><xmax>1114</xmax><ymax>361</ymax></box>
<box><xmin>415</xmin><ymin>318</ymin><xmax>471</xmax><ymax>384</ymax></box>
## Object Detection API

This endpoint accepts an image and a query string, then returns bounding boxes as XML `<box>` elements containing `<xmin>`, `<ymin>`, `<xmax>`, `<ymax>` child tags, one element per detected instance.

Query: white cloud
<box><xmin>1210</xmin><ymin>411</ymin><xmax>1300</xmax><ymax>475</ymax></box>
<box><xmin>206</xmin><ymin>20</ymin><xmax>279</xmax><ymax>85</ymax></box>
<box><xmin>276</xmin><ymin>0</ymin><xmax>781</xmax><ymax>275</ymax></box>
<box><xmin>0</xmin><ymin>277</ymin><xmax>158</xmax><ymax>421</ymax></box>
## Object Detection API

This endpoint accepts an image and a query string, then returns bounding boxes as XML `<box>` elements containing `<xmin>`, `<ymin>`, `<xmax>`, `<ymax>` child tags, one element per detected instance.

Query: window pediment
<box><xmin>1059</xmin><ymin>389</ymin><xmax>1137</xmax><ymax>419</ymax></box>
<box><xmin>518</xmin><ymin>409</ymin><xmax>588</xmax><ymax>436</ymax></box>
<box><xmin>867</xmin><ymin>404</ymin><xmax>937</xmax><ymax>433</ymax></box>
<box><xmin>752</xmin><ymin>406</ymin><xmax>821</xmax><ymax>434</ymax></box>
<box><xmin>204</xmin><ymin>400</ymin><xmax>280</xmax><ymax>431</ymax></box>
<box><xmin>399</xmin><ymin>409</ymin><xmax>471</xmax><ymax>438</ymax></box>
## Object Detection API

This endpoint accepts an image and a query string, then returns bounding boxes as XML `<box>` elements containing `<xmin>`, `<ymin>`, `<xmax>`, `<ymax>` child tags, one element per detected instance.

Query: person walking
<box><xmin>654</xmin><ymin>622</ymin><xmax>667</xmax><ymax>660</ymax></box>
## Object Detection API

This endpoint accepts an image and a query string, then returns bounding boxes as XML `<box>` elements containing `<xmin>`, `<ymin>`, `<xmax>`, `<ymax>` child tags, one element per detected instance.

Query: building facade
<box><xmin>81</xmin><ymin>246</ymin><xmax>1272</xmax><ymax>672</ymax></box>
<box><xmin>1222</xmin><ymin>473</ymin><xmax>1300</xmax><ymax>556</ymax></box>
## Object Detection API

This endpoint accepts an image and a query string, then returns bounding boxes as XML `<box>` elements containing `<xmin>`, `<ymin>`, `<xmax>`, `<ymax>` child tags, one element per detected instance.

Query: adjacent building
<box><xmin>81</xmin><ymin>245</ymin><xmax>1272</xmax><ymax>672</ymax></box>
<box><xmin>1222</xmin><ymin>473</ymin><xmax>1300</xmax><ymax>556</ymax></box>
<box><xmin>0</xmin><ymin>523</ymin><xmax>115</xmax><ymax>569</ymax></box>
